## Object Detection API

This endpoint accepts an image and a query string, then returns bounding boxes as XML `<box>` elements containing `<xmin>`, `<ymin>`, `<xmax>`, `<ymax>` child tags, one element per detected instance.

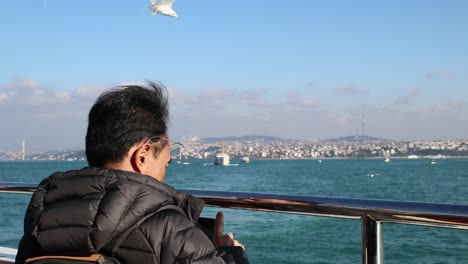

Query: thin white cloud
<box><xmin>446</xmin><ymin>100</ymin><xmax>467</xmax><ymax>109</ymax></box>
<box><xmin>0</xmin><ymin>93</ymin><xmax>9</xmax><ymax>104</ymax></box>
<box><xmin>395</xmin><ymin>90</ymin><xmax>421</xmax><ymax>105</ymax></box>
<box><xmin>170</xmin><ymin>87</ymin><xmax>273</xmax><ymax>111</ymax></box>
<box><xmin>425</xmin><ymin>99</ymin><xmax>467</xmax><ymax>112</ymax></box>
<box><xmin>425</xmin><ymin>70</ymin><xmax>454</xmax><ymax>80</ymax></box>
<box><xmin>1</xmin><ymin>78</ymin><xmax>467</xmax><ymax>151</ymax></box>
<box><xmin>170</xmin><ymin>87</ymin><xmax>468</xmax><ymax>142</ymax></box>
<box><xmin>0</xmin><ymin>79</ymin><xmax>71</xmax><ymax>106</ymax></box>
<box><xmin>119</xmin><ymin>81</ymin><xmax>147</xmax><ymax>87</ymax></box>
<box><xmin>286</xmin><ymin>90</ymin><xmax>320</xmax><ymax>107</ymax></box>
<box><xmin>72</xmin><ymin>85</ymin><xmax>108</xmax><ymax>99</ymax></box>
<box><xmin>305</xmin><ymin>81</ymin><xmax>316</xmax><ymax>89</ymax></box>
<box><xmin>0</xmin><ymin>79</ymin><xmax>111</xmax><ymax>151</ymax></box>
<box><xmin>333</xmin><ymin>85</ymin><xmax>368</xmax><ymax>96</ymax></box>
<box><xmin>0</xmin><ymin>79</ymin><xmax>109</xmax><ymax>107</ymax></box>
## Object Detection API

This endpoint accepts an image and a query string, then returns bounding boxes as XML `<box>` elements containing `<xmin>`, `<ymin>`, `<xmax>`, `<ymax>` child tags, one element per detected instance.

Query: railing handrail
<box><xmin>1</xmin><ymin>182</ymin><xmax>468</xmax><ymax>228</ymax></box>
<box><xmin>2</xmin><ymin>181</ymin><xmax>468</xmax><ymax>264</ymax></box>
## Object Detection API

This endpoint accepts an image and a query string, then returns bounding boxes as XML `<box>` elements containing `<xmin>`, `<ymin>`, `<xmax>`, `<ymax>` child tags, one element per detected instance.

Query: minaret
<box><xmin>22</xmin><ymin>139</ymin><xmax>26</xmax><ymax>161</ymax></box>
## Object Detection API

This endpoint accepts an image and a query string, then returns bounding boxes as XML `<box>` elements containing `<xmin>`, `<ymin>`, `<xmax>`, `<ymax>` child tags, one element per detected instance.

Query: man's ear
<box><xmin>130</xmin><ymin>142</ymin><xmax>152</xmax><ymax>173</ymax></box>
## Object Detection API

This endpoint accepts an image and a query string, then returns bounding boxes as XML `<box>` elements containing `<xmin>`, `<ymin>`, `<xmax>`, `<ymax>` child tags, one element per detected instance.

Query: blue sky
<box><xmin>1</xmin><ymin>0</ymin><xmax>467</xmax><ymax>151</ymax></box>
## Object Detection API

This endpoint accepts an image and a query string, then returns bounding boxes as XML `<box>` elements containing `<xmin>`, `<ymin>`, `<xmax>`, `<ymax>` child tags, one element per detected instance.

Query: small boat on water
<box><xmin>430</xmin><ymin>159</ymin><xmax>437</xmax><ymax>165</ymax></box>
<box><xmin>240</xmin><ymin>157</ymin><xmax>250</xmax><ymax>163</ymax></box>
<box><xmin>384</xmin><ymin>158</ymin><xmax>391</xmax><ymax>163</ymax></box>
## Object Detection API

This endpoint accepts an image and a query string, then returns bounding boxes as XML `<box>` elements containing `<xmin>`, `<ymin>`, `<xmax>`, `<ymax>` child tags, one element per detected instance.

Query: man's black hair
<box><xmin>85</xmin><ymin>81</ymin><xmax>169</xmax><ymax>167</ymax></box>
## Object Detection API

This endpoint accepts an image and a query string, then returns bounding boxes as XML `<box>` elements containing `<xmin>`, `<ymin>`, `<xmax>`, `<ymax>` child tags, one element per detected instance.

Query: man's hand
<box><xmin>213</xmin><ymin>211</ymin><xmax>245</xmax><ymax>250</ymax></box>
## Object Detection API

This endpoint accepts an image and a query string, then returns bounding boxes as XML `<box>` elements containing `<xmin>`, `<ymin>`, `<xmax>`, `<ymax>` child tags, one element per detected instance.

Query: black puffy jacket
<box><xmin>15</xmin><ymin>167</ymin><xmax>248</xmax><ymax>264</ymax></box>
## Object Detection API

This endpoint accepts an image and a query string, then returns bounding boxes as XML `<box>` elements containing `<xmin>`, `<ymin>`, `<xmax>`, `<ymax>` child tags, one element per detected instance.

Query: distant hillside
<box><xmin>29</xmin><ymin>149</ymin><xmax>86</xmax><ymax>161</ymax></box>
<box><xmin>321</xmin><ymin>135</ymin><xmax>391</xmax><ymax>143</ymax></box>
<box><xmin>200</xmin><ymin>135</ymin><xmax>296</xmax><ymax>143</ymax></box>
<box><xmin>198</xmin><ymin>135</ymin><xmax>391</xmax><ymax>143</ymax></box>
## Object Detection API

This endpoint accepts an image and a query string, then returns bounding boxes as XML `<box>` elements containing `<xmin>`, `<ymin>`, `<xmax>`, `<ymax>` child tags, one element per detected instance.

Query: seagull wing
<box><xmin>161</xmin><ymin>0</ymin><xmax>175</xmax><ymax>7</ymax></box>
<box><xmin>149</xmin><ymin>0</ymin><xmax>157</xmax><ymax>4</ymax></box>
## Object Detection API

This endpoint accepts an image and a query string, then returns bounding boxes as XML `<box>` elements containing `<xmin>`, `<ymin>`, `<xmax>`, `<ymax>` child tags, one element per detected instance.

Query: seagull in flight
<box><xmin>148</xmin><ymin>0</ymin><xmax>178</xmax><ymax>18</ymax></box>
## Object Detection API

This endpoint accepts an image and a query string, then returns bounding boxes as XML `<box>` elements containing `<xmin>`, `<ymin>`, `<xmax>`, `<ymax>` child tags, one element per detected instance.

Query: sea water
<box><xmin>1</xmin><ymin>159</ymin><xmax>467</xmax><ymax>263</ymax></box>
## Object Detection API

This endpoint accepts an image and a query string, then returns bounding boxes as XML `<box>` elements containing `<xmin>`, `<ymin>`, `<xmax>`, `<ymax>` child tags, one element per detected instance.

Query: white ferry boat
<box><xmin>214</xmin><ymin>143</ymin><xmax>230</xmax><ymax>166</ymax></box>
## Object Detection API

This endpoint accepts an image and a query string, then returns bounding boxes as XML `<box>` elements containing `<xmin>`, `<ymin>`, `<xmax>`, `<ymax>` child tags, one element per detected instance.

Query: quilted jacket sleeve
<box><xmin>143</xmin><ymin>209</ymin><xmax>249</xmax><ymax>264</ymax></box>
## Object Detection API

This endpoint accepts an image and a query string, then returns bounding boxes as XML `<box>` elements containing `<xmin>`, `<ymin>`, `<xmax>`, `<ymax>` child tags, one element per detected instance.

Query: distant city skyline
<box><xmin>1</xmin><ymin>1</ymin><xmax>467</xmax><ymax>151</ymax></box>
<box><xmin>1</xmin><ymin>137</ymin><xmax>466</xmax><ymax>161</ymax></box>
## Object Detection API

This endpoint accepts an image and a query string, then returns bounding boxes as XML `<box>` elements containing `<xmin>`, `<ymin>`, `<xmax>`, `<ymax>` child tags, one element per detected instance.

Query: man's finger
<box><xmin>213</xmin><ymin>211</ymin><xmax>224</xmax><ymax>241</ymax></box>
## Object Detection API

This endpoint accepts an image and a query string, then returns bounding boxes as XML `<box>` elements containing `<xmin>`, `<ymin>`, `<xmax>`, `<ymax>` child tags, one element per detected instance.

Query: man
<box><xmin>15</xmin><ymin>81</ymin><xmax>248</xmax><ymax>264</ymax></box>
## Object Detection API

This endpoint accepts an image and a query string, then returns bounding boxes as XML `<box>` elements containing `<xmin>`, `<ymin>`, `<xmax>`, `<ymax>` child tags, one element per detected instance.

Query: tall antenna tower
<box><xmin>361</xmin><ymin>114</ymin><xmax>367</xmax><ymax>137</ymax></box>
<box><xmin>22</xmin><ymin>139</ymin><xmax>26</xmax><ymax>161</ymax></box>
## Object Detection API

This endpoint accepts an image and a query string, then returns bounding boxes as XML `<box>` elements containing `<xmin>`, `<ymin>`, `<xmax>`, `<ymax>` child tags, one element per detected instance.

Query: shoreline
<box><xmin>1</xmin><ymin>156</ymin><xmax>468</xmax><ymax>162</ymax></box>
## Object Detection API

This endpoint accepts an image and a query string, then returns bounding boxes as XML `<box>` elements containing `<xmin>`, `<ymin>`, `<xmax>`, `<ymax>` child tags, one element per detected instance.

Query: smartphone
<box><xmin>196</xmin><ymin>217</ymin><xmax>215</xmax><ymax>242</ymax></box>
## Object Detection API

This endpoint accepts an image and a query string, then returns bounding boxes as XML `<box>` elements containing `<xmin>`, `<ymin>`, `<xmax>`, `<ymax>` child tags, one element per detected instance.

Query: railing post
<box><xmin>362</xmin><ymin>215</ymin><xmax>383</xmax><ymax>264</ymax></box>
